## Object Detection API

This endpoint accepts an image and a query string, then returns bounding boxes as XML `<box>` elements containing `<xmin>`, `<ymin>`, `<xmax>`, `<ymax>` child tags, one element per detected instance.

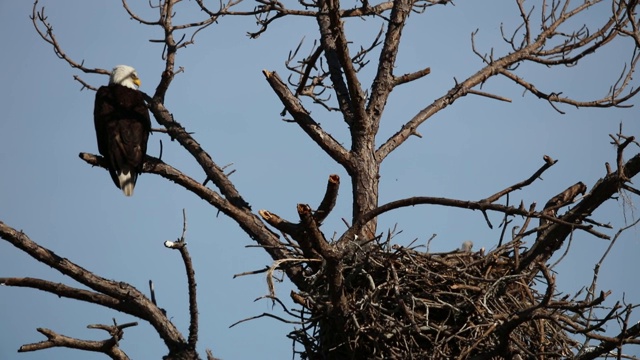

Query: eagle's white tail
<box><xmin>118</xmin><ymin>170</ymin><xmax>135</xmax><ymax>197</ymax></box>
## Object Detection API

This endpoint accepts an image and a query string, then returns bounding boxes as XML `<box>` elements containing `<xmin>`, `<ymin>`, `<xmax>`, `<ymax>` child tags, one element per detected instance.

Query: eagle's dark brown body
<box><xmin>94</xmin><ymin>84</ymin><xmax>151</xmax><ymax>196</ymax></box>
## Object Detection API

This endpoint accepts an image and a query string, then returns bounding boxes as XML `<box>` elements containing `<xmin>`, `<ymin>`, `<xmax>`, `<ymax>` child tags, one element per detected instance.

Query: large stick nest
<box><xmin>289</xmin><ymin>241</ymin><xmax>581</xmax><ymax>359</ymax></box>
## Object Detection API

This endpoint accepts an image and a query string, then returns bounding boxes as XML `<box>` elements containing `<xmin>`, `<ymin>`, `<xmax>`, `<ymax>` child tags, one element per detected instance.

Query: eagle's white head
<box><xmin>109</xmin><ymin>65</ymin><xmax>141</xmax><ymax>89</ymax></box>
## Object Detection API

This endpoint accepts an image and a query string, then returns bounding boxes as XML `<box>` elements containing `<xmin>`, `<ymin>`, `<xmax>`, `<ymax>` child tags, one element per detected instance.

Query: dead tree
<box><xmin>1</xmin><ymin>0</ymin><xmax>640</xmax><ymax>359</ymax></box>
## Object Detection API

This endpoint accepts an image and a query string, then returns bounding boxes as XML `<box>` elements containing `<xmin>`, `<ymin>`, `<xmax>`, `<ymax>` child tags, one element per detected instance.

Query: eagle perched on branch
<box><xmin>93</xmin><ymin>65</ymin><xmax>151</xmax><ymax>196</ymax></box>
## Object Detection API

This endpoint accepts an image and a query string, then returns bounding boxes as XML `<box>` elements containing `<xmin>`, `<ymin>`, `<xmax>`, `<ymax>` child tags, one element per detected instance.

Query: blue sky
<box><xmin>1</xmin><ymin>1</ymin><xmax>639</xmax><ymax>359</ymax></box>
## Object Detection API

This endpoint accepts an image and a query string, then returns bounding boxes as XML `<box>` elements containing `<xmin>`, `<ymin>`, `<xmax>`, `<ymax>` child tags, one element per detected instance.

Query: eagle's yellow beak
<box><xmin>133</xmin><ymin>78</ymin><xmax>142</xmax><ymax>87</ymax></box>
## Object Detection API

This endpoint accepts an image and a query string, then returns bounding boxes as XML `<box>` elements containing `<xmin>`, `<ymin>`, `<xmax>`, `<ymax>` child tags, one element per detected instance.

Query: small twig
<box><xmin>497</xmin><ymin>193</ymin><xmax>511</xmax><ymax>247</ymax></box>
<box><xmin>467</xmin><ymin>89</ymin><xmax>512</xmax><ymax>102</ymax></box>
<box><xmin>229</xmin><ymin>312</ymin><xmax>306</xmax><ymax>328</ymax></box>
<box><xmin>482</xmin><ymin>155</ymin><xmax>557</xmax><ymax>204</ymax></box>
<box><xmin>233</xmin><ymin>266</ymin><xmax>270</xmax><ymax>278</ymax></box>
<box><xmin>73</xmin><ymin>75</ymin><xmax>99</xmax><ymax>91</ymax></box>
<box><xmin>149</xmin><ymin>280</ymin><xmax>158</xmax><ymax>306</ymax></box>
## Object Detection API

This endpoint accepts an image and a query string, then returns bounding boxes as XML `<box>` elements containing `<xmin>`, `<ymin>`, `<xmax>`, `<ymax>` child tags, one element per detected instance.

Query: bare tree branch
<box><xmin>262</xmin><ymin>70</ymin><xmax>351</xmax><ymax>168</ymax></box>
<box><xmin>121</xmin><ymin>0</ymin><xmax>160</xmax><ymax>25</ymax></box>
<box><xmin>367</xmin><ymin>0</ymin><xmax>413</xmax><ymax>125</ymax></box>
<box><xmin>0</xmin><ymin>277</ymin><xmax>126</xmax><ymax>312</ymax></box>
<box><xmin>326</xmin><ymin>0</ymin><xmax>368</xmax><ymax>126</ymax></box>
<box><xmin>164</xmin><ymin>209</ymin><xmax>199</xmax><ymax>349</ymax></box>
<box><xmin>0</xmin><ymin>222</ymin><xmax>187</xmax><ymax>351</ymax></box>
<box><xmin>30</xmin><ymin>0</ymin><xmax>108</xmax><ymax>87</ymax></box>
<box><xmin>376</xmin><ymin>49</ymin><xmax>527</xmax><ymax>162</ymax></box>
<box><xmin>315</xmin><ymin>0</ymin><xmax>358</xmax><ymax>126</ymax></box>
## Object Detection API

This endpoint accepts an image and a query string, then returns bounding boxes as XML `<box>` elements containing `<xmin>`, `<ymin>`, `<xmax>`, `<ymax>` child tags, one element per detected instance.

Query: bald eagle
<box><xmin>94</xmin><ymin>65</ymin><xmax>151</xmax><ymax>196</ymax></box>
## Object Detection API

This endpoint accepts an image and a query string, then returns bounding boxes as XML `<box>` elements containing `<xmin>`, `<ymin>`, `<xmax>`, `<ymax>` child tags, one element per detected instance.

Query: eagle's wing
<box><xmin>94</xmin><ymin>85</ymin><xmax>151</xmax><ymax>195</ymax></box>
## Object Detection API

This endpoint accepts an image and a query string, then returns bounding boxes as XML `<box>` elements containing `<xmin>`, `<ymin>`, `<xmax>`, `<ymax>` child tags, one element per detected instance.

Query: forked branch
<box><xmin>19</xmin><ymin>321</ymin><xmax>137</xmax><ymax>360</ymax></box>
<box><xmin>519</xmin><ymin>152</ymin><xmax>640</xmax><ymax>273</ymax></box>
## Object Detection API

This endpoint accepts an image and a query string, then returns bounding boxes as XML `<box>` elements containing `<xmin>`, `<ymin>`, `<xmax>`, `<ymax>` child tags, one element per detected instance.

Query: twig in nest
<box><xmin>265</xmin><ymin>258</ymin><xmax>322</xmax><ymax>298</ymax></box>
<box><xmin>229</xmin><ymin>312</ymin><xmax>307</xmax><ymax>328</ymax></box>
